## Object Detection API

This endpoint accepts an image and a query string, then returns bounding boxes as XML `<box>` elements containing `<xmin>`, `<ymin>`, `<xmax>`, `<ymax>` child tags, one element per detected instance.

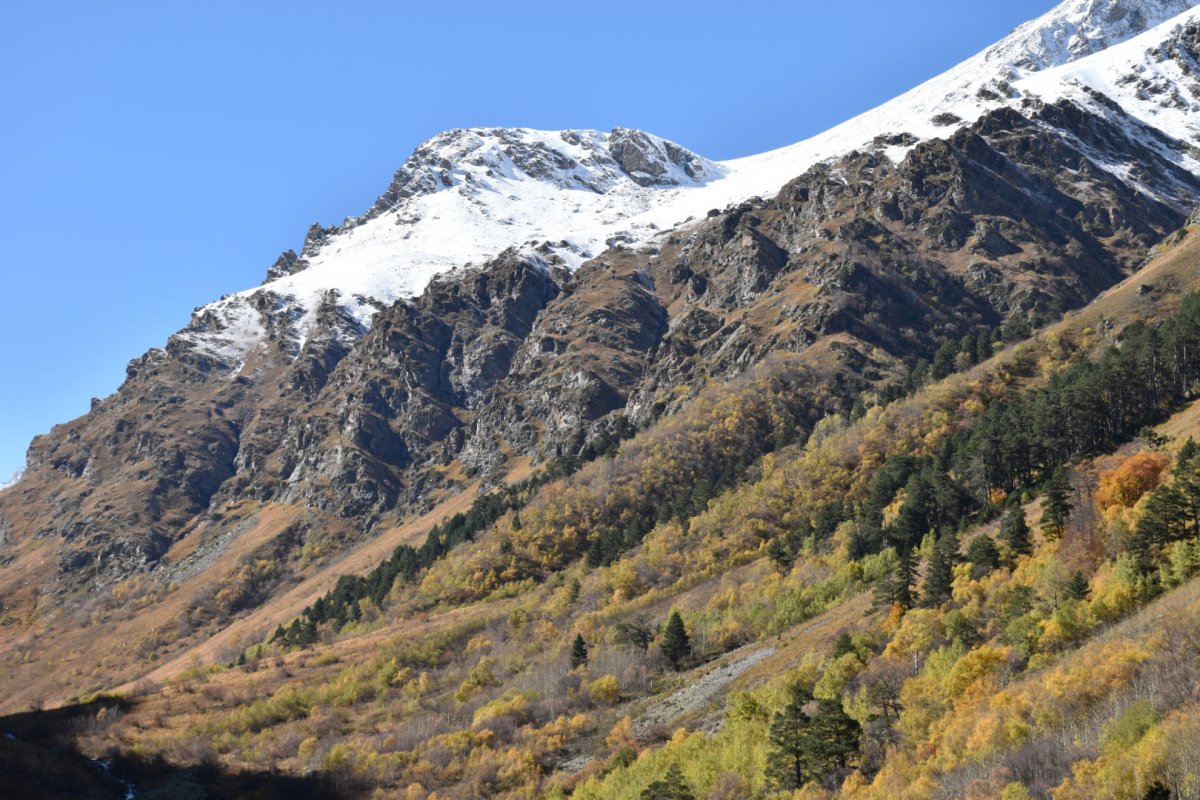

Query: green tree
<box><xmin>614</xmin><ymin>614</ymin><xmax>654</xmax><ymax>652</ymax></box>
<box><xmin>1040</xmin><ymin>468</ymin><xmax>1072</xmax><ymax>540</ymax></box>
<box><xmin>570</xmin><ymin>633</ymin><xmax>589</xmax><ymax>670</ymax></box>
<box><xmin>767</xmin><ymin>534</ymin><xmax>799</xmax><ymax>573</ymax></box>
<box><xmin>766</xmin><ymin>683</ymin><xmax>816</xmax><ymax>791</ymax></box>
<box><xmin>1132</xmin><ymin>484</ymin><xmax>1187</xmax><ymax>569</ymax></box>
<box><xmin>966</xmin><ymin>534</ymin><xmax>1001</xmax><ymax>579</ymax></box>
<box><xmin>809</xmin><ymin>698</ymin><xmax>862</xmax><ymax>775</ymax></box>
<box><xmin>921</xmin><ymin>529</ymin><xmax>957</xmax><ymax>607</ymax></box>
<box><xmin>641</xmin><ymin>763</ymin><xmax>695</xmax><ymax>800</ymax></box>
<box><xmin>1066</xmin><ymin>571</ymin><xmax>1090</xmax><ymax>600</ymax></box>
<box><xmin>765</xmin><ymin>683</ymin><xmax>860</xmax><ymax>791</ymax></box>
<box><xmin>1000</xmin><ymin>504</ymin><xmax>1033</xmax><ymax>561</ymax></box>
<box><xmin>661</xmin><ymin>610</ymin><xmax>691</xmax><ymax>670</ymax></box>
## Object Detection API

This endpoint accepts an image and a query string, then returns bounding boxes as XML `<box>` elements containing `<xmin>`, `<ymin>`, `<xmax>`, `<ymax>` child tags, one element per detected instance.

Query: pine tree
<box><xmin>921</xmin><ymin>530</ymin><xmax>957</xmax><ymax>607</ymax></box>
<box><xmin>1173</xmin><ymin>438</ymin><xmax>1200</xmax><ymax>533</ymax></box>
<box><xmin>766</xmin><ymin>682</ymin><xmax>816</xmax><ymax>791</ymax></box>
<box><xmin>966</xmin><ymin>534</ymin><xmax>1001</xmax><ymax>579</ymax></box>
<box><xmin>570</xmin><ymin>633</ymin><xmax>589</xmax><ymax>670</ymax></box>
<box><xmin>765</xmin><ymin>683</ymin><xmax>860</xmax><ymax>791</ymax></box>
<box><xmin>808</xmin><ymin>698</ymin><xmax>861</xmax><ymax>774</ymax></box>
<box><xmin>1040</xmin><ymin>468</ymin><xmax>1072</xmax><ymax>540</ymax></box>
<box><xmin>640</xmin><ymin>763</ymin><xmax>695</xmax><ymax>800</ymax></box>
<box><xmin>1066</xmin><ymin>571</ymin><xmax>1090</xmax><ymax>600</ymax></box>
<box><xmin>661</xmin><ymin>610</ymin><xmax>691</xmax><ymax>670</ymax></box>
<box><xmin>1132</xmin><ymin>484</ymin><xmax>1187</xmax><ymax>568</ymax></box>
<box><xmin>1000</xmin><ymin>504</ymin><xmax>1032</xmax><ymax>561</ymax></box>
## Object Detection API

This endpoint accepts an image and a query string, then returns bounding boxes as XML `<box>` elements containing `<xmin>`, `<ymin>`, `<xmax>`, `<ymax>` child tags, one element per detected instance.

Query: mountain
<box><xmin>3</xmin><ymin>2</ymin><xmax>1200</xmax><ymax>798</ymax></box>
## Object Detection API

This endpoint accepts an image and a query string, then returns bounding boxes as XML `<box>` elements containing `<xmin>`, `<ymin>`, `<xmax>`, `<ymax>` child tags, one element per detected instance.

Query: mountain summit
<box><xmin>176</xmin><ymin>0</ymin><xmax>1200</xmax><ymax>373</ymax></box>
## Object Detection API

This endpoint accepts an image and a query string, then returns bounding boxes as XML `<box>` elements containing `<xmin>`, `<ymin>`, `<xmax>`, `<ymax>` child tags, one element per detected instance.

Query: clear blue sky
<box><xmin>0</xmin><ymin>0</ymin><xmax>1054</xmax><ymax>479</ymax></box>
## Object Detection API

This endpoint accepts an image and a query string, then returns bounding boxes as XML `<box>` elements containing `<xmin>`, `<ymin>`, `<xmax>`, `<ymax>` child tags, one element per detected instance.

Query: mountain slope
<box><xmin>2</xmin><ymin>0</ymin><xmax>1200</xmax><ymax>745</ymax></box>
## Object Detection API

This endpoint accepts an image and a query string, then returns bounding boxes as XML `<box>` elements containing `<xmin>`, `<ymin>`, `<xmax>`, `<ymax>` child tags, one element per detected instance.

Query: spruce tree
<box><xmin>966</xmin><ymin>534</ymin><xmax>1001</xmax><ymax>579</ymax></box>
<box><xmin>921</xmin><ymin>530</ymin><xmax>957</xmax><ymax>607</ymax></box>
<box><xmin>1040</xmin><ymin>468</ymin><xmax>1072</xmax><ymax>540</ymax></box>
<box><xmin>570</xmin><ymin>633</ymin><xmax>589</xmax><ymax>670</ymax></box>
<box><xmin>661</xmin><ymin>610</ymin><xmax>691</xmax><ymax>670</ymax></box>
<box><xmin>999</xmin><ymin>504</ymin><xmax>1032</xmax><ymax>561</ymax></box>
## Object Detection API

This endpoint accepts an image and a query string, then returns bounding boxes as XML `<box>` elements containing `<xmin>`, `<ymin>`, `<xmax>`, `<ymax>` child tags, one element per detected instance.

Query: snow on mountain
<box><xmin>177</xmin><ymin>0</ymin><xmax>1200</xmax><ymax>369</ymax></box>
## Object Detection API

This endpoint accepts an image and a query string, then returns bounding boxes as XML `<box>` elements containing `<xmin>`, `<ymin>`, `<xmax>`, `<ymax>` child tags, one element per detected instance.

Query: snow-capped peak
<box><xmin>989</xmin><ymin>0</ymin><xmax>1198</xmax><ymax>70</ymax></box>
<box><xmin>174</xmin><ymin>0</ymin><xmax>1200</xmax><ymax>370</ymax></box>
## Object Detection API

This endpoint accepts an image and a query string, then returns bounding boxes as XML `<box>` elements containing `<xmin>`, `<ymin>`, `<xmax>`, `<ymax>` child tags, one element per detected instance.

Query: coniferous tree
<box><xmin>1000</xmin><ymin>504</ymin><xmax>1032</xmax><ymax>561</ymax></box>
<box><xmin>1173</xmin><ymin>438</ymin><xmax>1200</xmax><ymax>533</ymax></box>
<box><xmin>766</xmin><ymin>682</ymin><xmax>816</xmax><ymax>791</ymax></box>
<box><xmin>872</xmin><ymin>548</ymin><xmax>915</xmax><ymax>611</ymax></box>
<box><xmin>640</xmin><ymin>763</ymin><xmax>695</xmax><ymax>800</ymax></box>
<box><xmin>966</xmin><ymin>534</ymin><xmax>1001</xmax><ymax>579</ymax></box>
<box><xmin>1041</xmin><ymin>468</ymin><xmax>1072</xmax><ymax>540</ymax></box>
<box><xmin>570</xmin><ymin>633</ymin><xmax>589</xmax><ymax>670</ymax></box>
<box><xmin>809</xmin><ymin>698</ymin><xmax>861</xmax><ymax>775</ymax></box>
<box><xmin>766</xmin><ymin>683</ymin><xmax>860</xmax><ymax>791</ymax></box>
<box><xmin>1132</xmin><ymin>484</ymin><xmax>1187</xmax><ymax>568</ymax></box>
<box><xmin>1066</xmin><ymin>571</ymin><xmax>1090</xmax><ymax>600</ymax></box>
<box><xmin>767</xmin><ymin>535</ymin><xmax>798</xmax><ymax>573</ymax></box>
<box><xmin>921</xmin><ymin>530</ymin><xmax>957</xmax><ymax>607</ymax></box>
<box><xmin>661</xmin><ymin>610</ymin><xmax>691</xmax><ymax>670</ymax></box>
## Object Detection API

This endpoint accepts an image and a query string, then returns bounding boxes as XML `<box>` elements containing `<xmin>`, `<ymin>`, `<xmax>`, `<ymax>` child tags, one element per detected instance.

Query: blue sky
<box><xmin>0</xmin><ymin>0</ymin><xmax>1054</xmax><ymax>479</ymax></box>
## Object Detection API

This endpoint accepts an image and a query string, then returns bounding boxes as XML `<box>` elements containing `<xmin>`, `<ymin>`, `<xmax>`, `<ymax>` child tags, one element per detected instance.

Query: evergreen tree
<box><xmin>640</xmin><ymin>763</ymin><xmax>695</xmax><ymax>800</ymax></box>
<box><xmin>1132</xmin><ymin>484</ymin><xmax>1187</xmax><ymax>567</ymax></box>
<box><xmin>921</xmin><ymin>530</ymin><xmax>957</xmax><ymax>607</ymax></box>
<box><xmin>570</xmin><ymin>633</ymin><xmax>589</xmax><ymax>670</ymax></box>
<box><xmin>999</xmin><ymin>504</ymin><xmax>1032</xmax><ymax>561</ymax></box>
<box><xmin>661</xmin><ymin>610</ymin><xmax>691</xmax><ymax>670</ymax></box>
<box><xmin>966</xmin><ymin>534</ymin><xmax>1001</xmax><ymax>579</ymax></box>
<box><xmin>808</xmin><ymin>698</ymin><xmax>861</xmax><ymax>775</ymax></box>
<box><xmin>872</xmin><ymin>548</ymin><xmax>915</xmax><ymax>611</ymax></box>
<box><xmin>1066</xmin><ymin>571</ymin><xmax>1090</xmax><ymax>600</ymax></box>
<box><xmin>1173</xmin><ymin>438</ymin><xmax>1200</xmax><ymax>533</ymax></box>
<box><xmin>766</xmin><ymin>682</ymin><xmax>816</xmax><ymax>791</ymax></box>
<box><xmin>767</xmin><ymin>534</ymin><xmax>798</xmax><ymax>573</ymax></box>
<box><xmin>765</xmin><ymin>683</ymin><xmax>860</xmax><ymax>791</ymax></box>
<box><xmin>1040</xmin><ymin>468</ymin><xmax>1072</xmax><ymax>540</ymax></box>
<box><xmin>931</xmin><ymin>340</ymin><xmax>959</xmax><ymax>380</ymax></box>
